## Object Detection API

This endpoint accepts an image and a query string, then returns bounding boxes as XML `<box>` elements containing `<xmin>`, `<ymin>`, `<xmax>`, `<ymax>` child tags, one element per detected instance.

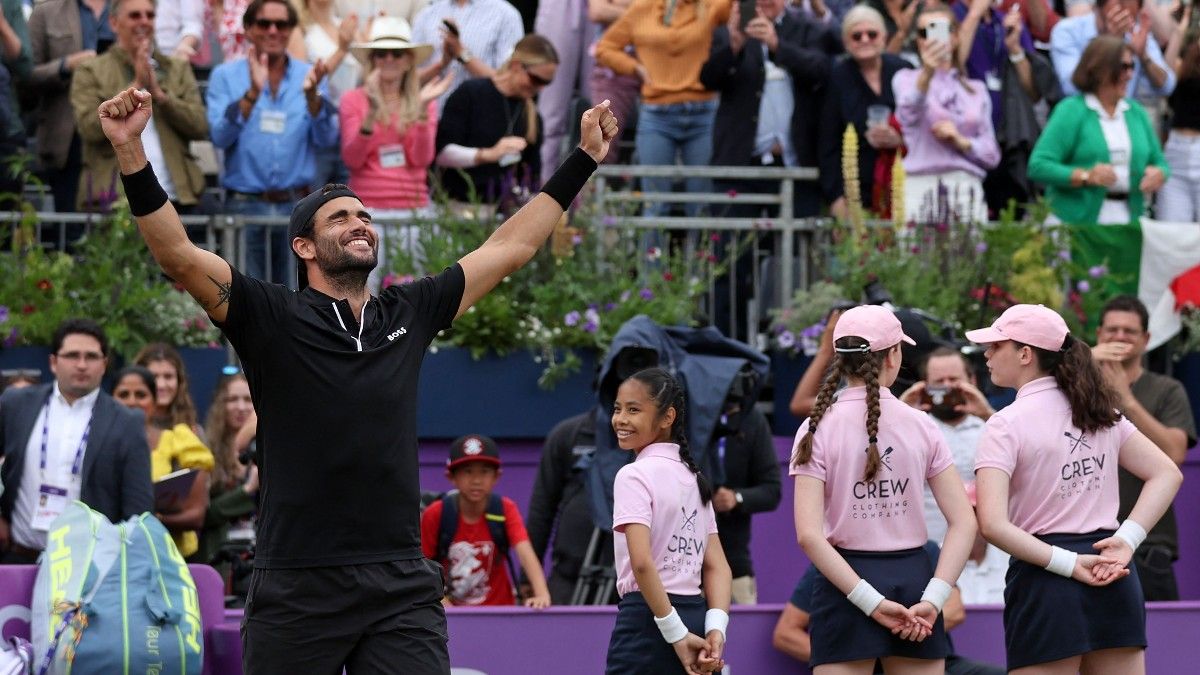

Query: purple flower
<box><xmin>1058</xmin><ymin>249</ymin><xmax>1072</xmax><ymax>261</ymax></box>
<box><xmin>3</xmin><ymin>327</ymin><xmax>17</xmax><ymax>348</ymax></box>
<box><xmin>975</xmin><ymin>242</ymin><xmax>988</xmax><ymax>254</ymax></box>
<box><xmin>1088</xmin><ymin>265</ymin><xmax>1107</xmax><ymax>278</ymax></box>
<box><xmin>604</xmin><ymin>302</ymin><xmax>617</xmax><ymax>311</ymax></box>
<box><xmin>801</xmin><ymin>322</ymin><xmax>825</xmax><ymax>339</ymax></box>
<box><xmin>1077</xmin><ymin>280</ymin><xmax>1091</xmax><ymax>293</ymax></box>
<box><xmin>0</xmin><ymin>305</ymin><xmax>8</xmax><ymax>324</ymax></box>
<box><xmin>777</xmin><ymin>330</ymin><xmax>796</xmax><ymax>349</ymax></box>
<box><xmin>639</xmin><ymin>288</ymin><xmax>654</xmax><ymax>301</ymax></box>
<box><xmin>585</xmin><ymin>308</ymin><xmax>601</xmax><ymax>325</ymax></box>
<box><xmin>564</xmin><ymin>310</ymin><xmax>581</xmax><ymax>327</ymax></box>
<box><xmin>602</xmin><ymin>215</ymin><xmax>617</xmax><ymax>226</ymax></box>
<box><xmin>571</xmin><ymin>233</ymin><xmax>584</xmax><ymax>246</ymax></box>
<box><xmin>583</xmin><ymin>320</ymin><xmax>599</xmax><ymax>333</ymax></box>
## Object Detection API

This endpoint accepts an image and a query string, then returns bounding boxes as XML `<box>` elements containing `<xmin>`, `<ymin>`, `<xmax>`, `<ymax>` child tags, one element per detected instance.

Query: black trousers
<box><xmin>241</xmin><ymin>558</ymin><xmax>450</xmax><ymax>675</ymax></box>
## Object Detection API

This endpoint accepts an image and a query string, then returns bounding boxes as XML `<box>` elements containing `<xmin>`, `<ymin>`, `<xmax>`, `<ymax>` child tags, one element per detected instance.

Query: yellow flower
<box><xmin>891</xmin><ymin>158</ymin><xmax>906</xmax><ymax>232</ymax></box>
<box><xmin>841</xmin><ymin>123</ymin><xmax>865</xmax><ymax>235</ymax></box>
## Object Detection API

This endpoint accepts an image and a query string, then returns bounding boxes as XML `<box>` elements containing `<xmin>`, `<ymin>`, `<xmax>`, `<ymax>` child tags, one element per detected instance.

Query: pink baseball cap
<box><xmin>832</xmin><ymin>305</ymin><xmax>916</xmax><ymax>352</ymax></box>
<box><xmin>965</xmin><ymin>304</ymin><xmax>1070</xmax><ymax>352</ymax></box>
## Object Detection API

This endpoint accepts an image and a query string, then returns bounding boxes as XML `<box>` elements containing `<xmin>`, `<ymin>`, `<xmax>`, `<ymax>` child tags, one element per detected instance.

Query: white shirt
<box><xmin>303</xmin><ymin>23</ymin><xmax>362</xmax><ymax>104</ymax></box>
<box><xmin>1084</xmin><ymin>94</ymin><xmax>1133</xmax><ymax>224</ymax></box>
<box><xmin>141</xmin><ymin>107</ymin><xmax>179</xmax><ymax>201</ymax></box>
<box><xmin>154</xmin><ymin>0</ymin><xmax>204</xmax><ymax>55</ymax></box>
<box><xmin>922</xmin><ymin>414</ymin><xmax>986</xmax><ymax>545</ymax></box>
<box><xmin>754</xmin><ymin>38</ymin><xmax>798</xmax><ymax>167</ymax></box>
<box><xmin>958</xmin><ymin>543</ymin><xmax>1009</xmax><ymax>605</ymax></box>
<box><xmin>11</xmin><ymin>383</ymin><xmax>100</xmax><ymax>550</ymax></box>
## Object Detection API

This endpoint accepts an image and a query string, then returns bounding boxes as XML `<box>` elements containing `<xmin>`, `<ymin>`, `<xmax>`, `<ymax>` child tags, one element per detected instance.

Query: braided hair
<box><xmin>627</xmin><ymin>367</ymin><xmax>713</xmax><ymax>505</ymax></box>
<box><xmin>791</xmin><ymin>336</ymin><xmax>889</xmax><ymax>482</ymax></box>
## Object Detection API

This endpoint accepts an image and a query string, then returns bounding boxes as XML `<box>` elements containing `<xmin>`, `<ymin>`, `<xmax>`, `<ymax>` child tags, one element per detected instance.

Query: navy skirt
<box><xmin>809</xmin><ymin>547</ymin><xmax>950</xmax><ymax>666</ymax></box>
<box><xmin>605</xmin><ymin>592</ymin><xmax>707</xmax><ymax>675</ymax></box>
<box><xmin>1004</xmin><ymin>530</ymin><xmax>1147</xmax><ymax>670</ymax></box>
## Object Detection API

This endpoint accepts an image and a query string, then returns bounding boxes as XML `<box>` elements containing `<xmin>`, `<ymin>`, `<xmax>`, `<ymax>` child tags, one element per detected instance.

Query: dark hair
<box><xmin>1100</xmin><ymin>295</ymin><xmax>1149</xmax><ymax>332</ymax></box>
<box><xmin>134</xmin><ymin>342</ymin><xmax>199</xmax><ymax>428</ymax></box>
<box><xmin>918</xmin><ymin>346</ymin><xmax>971</xmax><ymax>381</ymax></box>
<box><xmin>1072</xmin><ymin>35</ymin><xmax>1132</xmax><ymax>94</ymax></box>
<box><xmin>1181</xmin><ymin>28</ymin><xmax>1200</xmax><ymax>81</ymax></box>
<box><xmin>625</xmin><ymin>367</ymin><xmax>712</xmax><ymax>505</ymax></box>
<box><xmin>51</xmin><ymin>318</ymin><xmax>109</xmax><ymax>357</ymax></box>
<box><xmin>242</xmin><ymin>0</ymin><xmax>298</xmax><ymax>29</ymax></box>
<box><xmin>112</xmin><ymin>365</ymin><xmax>157</xmax><ymax>400</ymax></box>
<box><xmin>1019</xmin><ymin>337</ymin><xmax>1122</xmax><ymax>433</ymax></box>
<box><xmin>792</xmin><ymin>336</ymin><xmax>889</xmax><ymax>481</ymax></box>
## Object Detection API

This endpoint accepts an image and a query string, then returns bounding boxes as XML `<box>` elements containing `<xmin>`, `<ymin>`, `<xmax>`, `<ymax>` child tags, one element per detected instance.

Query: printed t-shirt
<box><xmin>420</xmin><ymin>495</ymin><xmax>530</xmax><ymax>606</ymax></box>
<box><xmin>612</xmin><ymin>443</ymin><xmax>719</xmax><ymax>597</ymax></box>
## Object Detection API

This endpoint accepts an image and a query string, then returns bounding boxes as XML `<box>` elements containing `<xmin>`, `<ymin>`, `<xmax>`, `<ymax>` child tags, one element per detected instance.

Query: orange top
<box><xmin>595</xmin><ymin>0</ymin><xmax>731</xmax><ymax>105</ymax></box>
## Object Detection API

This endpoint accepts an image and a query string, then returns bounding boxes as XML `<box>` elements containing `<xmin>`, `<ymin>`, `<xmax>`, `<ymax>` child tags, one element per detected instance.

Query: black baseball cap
<box><xmin>288</xmin><ymin>184</ymin><xmax>360</xmax><ymax>289</ymax></box>
<box><xmin>447</xmin><ymin>434</ymin><xmax>501</xmax><ymax>471</ymax></box>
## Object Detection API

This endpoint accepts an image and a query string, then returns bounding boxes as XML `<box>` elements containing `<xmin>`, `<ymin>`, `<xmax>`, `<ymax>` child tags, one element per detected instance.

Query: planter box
<box><xmin>770</xmin><ymin>350</ymin><xmax>812</xmax><ymax>438</ymax></box>
<box><xmin>417</xmin><ymin>347</ymin><xmax>596</xmax><ymax>439</ymax></box>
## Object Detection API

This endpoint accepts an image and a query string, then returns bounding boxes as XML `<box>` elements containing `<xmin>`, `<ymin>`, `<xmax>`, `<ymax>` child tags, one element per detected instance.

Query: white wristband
<box><xmin>1045</xmin><ymin>545</ymin><xmax>1078</xmax><ymax>578</ymax></box>
<box><xmin>847</xmin><ymin>579</ymin><xmax>885</xmax><ymax>616</ymax></box>
<box><xmin>653</xmin><ymin>607</ymin><xmax>689</xmax><ymax>644</ymax></box>
<box><xmin>920</xmin><ymin>578</ymin><xmax>953</xmax><ymax>613</ymax></box>
<box><xmin>1114</xmin><ymin>520</ymin><xmax>1147</xmax><ymax>552</ymax></box>
<box><xmin>704</xmin><ymin>608</ymin><xmax>729</xmax><ymax>640</ymax></box>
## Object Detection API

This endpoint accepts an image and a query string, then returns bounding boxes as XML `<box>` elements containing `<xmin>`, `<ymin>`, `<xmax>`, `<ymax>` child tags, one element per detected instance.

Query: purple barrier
<box><xmin>0</xmin><ymin>564</ymin><xmax>226</xmax><ymax>675</ymax></box>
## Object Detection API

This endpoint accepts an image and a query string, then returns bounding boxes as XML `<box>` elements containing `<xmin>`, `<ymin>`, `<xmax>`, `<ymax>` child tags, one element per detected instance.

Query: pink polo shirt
<box><xmin>790</xmin><ymin>387</ymin><xmax>954</xmax><ymax>551</ymax></box>
<box><xmin>975</xmin><ymin>377</ymin><xmax>1136</xmax><ymax>534</ymax></box>
<box><xmin>612</xmin><ymin>443</ymin><xmax>719</xmax><ymax>597</ymax></box>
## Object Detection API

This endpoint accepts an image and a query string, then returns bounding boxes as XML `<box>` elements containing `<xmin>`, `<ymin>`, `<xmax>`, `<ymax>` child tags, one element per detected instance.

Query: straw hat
<box><xmin>351</xmin><ymin>16</ymin><xmax>433</xmax><ymax>66</ymax></box>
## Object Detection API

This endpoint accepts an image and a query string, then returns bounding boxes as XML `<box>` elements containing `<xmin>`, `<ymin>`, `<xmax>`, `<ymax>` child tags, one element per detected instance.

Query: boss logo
<box><xmin>387</xmin><ymin>327</ymin><xmax>408</xmax><ymax>341</ymax></box>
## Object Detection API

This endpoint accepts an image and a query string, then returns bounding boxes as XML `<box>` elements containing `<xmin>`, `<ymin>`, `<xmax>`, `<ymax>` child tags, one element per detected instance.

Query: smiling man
<box><xmin>95</xmin><ymin>79</ymin><xmax>616</xmax><ymax>673</ymax></box>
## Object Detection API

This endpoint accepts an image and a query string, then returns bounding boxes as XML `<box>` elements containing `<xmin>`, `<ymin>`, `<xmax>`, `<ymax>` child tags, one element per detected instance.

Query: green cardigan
<box><xmin>1028</xmin><ymin>95</ymin><xmax>1168</xmax><ymax>225</ymax></box>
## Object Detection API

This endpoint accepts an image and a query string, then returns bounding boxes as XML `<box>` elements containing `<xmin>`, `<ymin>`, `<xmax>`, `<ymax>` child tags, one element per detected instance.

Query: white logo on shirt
<box><xmin>387</xmin><ymin>327</ymin><xmax>408</xmax><ymax>341</ymax></box>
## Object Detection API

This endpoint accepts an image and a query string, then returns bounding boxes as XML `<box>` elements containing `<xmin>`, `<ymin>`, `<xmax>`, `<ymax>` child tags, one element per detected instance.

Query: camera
<box><xmin>921</xmin><ymin>385</ymin><xmax>966</xmax><ymax>420</ymax></box>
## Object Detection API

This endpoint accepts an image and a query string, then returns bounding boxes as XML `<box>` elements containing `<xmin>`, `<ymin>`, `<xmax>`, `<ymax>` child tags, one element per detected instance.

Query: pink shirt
<box><xmin>339</xmin><ymin>90</ymin><xmax>438</xmax><ymax>209</ymax></box>
<box><xmin>975</xmin><ymin>377</ymin><xmax>1136</xmax><ymax>534</ymax></box>
<box><xmin>790</xmin><ymin>387</ymin><xmax>954</xmax><ymax>551</ymax></box>
<box><xmin>612</xmin><ymin>443</ymin><xmax>719</xmax><ymax>597</ymax></box>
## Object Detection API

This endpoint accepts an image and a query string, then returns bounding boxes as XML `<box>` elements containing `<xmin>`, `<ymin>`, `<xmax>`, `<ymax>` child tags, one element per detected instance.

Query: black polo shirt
<box><xmin>217</xmin><ymin>263</ymin><xmax>465</xmax><ymax>568</ymax></box>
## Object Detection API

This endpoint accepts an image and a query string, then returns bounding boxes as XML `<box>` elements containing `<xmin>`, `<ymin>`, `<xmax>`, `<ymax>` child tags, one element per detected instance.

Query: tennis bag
<box><xmin>30</xmin><ymin>501</ymin><xmax>203</xmax><ymax>675</ymax></box>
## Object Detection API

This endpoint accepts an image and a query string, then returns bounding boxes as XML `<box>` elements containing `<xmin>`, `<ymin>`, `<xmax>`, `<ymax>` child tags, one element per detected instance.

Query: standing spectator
<box><xmin>0</xmin><ymin>0</ymin><xmax>28</xmax><ymax>202</ymax></box>
<box><xmin>216</xmin><ymin>0</ymin><xmax>252</xmax><ymax>60</ymax></box>
<box><xmin>411</xmin><ymin>0</ymin><xmax>525</xmax><ymax>109</ymax></box>
<box><xmin>342</xmin><ymin>16</ymin><xmax>450</xmax><ymax>288</ymax></box>
<box><xmin>156</xmin><ymin>0</ymin><xmax>204</xmax><ymax>59</ymax></box>
<box><xmin>0</xmin><ymin>319</ymin><xmax>153</xmax><ymax>564</ymax></box>
<box><xmin>336</xmin><ymin>0</ymin><xmax>428</xmax><ymax>24</ymax></box>
<box><xmin>535</xmin><ymin>0</ymin><xmax>594</xmax><ymax>183</ymax></box>
<box><xmin>291</xmin><ymin>0</ymin><xmax>364</xmax><ymax>185</ymax></box>
<box><xmin>893</xmin><ymin>6</ymin><xmax>1000</xmax><ymax>224</ymax></box>
<box><xmin>197</xmin><ymin>370</ymin><xmax>259</xmax><ymax>567</ymax></box>
<box><xmin>1050</xmin><ymin>0</ymin><xmax>1175</xmax><ymax>100</ymax></box>
<box><xmin>71</xmin><ymin>0</ymin><xmax>209</xmax><ymax>212</ymax></box>
<box><xmin>595</xmin><ymin>0</ymin><xmax>732</xmax><ymax>219</ymax></box>
<box><xmin>134</xmin><ymin>343</ymin><xmax>204</xmax><ymax>435</ymax></box>
<box><xmin>1028</xmin><ymin>36</ymin><xmax>1168</xmax><ymax>225</ymax></box>
<box><xmin>0</xmin><ymin>0</ymin><xmax>31</xmax><ymax>89</ymax></box>
<box><xmin>1092</xmin><ymin>296</ymin><xmax>1195</xmax><ymax>600</ymax></box>
<box><xmin>27</xmin><ymin>0</ymin><xmax>107</xmax><ymax>212</ymax></box>
<box><xmin>1160</xmin><ymin>26</ymin><xmax>1200</xmax><ymax>222</ymax></box>
<box><xmin>586</xmin><ymin>0</ymin><xmax>640</xmax><ymax>167</ymax></box>
<box><xmin>206</xmin><ymin>0</ymin><xmax>338</xmax><ymax>284</ymax></box>
<box><xmin>434</xmin><ymin>34</ymin><xmax>556</xmax><ymax>213</ymax></box>
<box><xmin>817</xmin><ymin>6</ymin><xmax>910</xmax><ymax>220</ymax></box>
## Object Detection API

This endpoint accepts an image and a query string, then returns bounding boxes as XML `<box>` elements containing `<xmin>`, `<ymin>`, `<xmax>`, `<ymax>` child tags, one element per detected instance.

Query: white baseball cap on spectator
<box><xmin>965</xmin><ymin>304</ymin><xmax>1070</xmax><ymax>352</ymax></box>
<box><xmin>832</xmin><ymin>305</ymin><xmax>916</xmax><ymax>353</ymax></box>
<box><xmin>351</xmin><ymin>16</ymin><xmax>433</xmax><ymax>65</ymax></box>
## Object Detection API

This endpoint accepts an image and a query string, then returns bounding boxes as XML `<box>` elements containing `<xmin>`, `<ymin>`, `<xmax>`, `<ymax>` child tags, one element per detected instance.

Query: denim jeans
<box><xmin>225</xmin><ymin>195</ymin><xmax>295</xmax><ymax>286</ymax></box>
<box><xmin>634</xmin><ymin>100</ymin><xmax>716</xmax><ymax>218</ymax></box>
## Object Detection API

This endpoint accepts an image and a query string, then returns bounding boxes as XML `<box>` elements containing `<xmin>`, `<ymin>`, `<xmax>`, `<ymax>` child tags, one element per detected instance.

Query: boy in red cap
<box><xmin>421</xmin><ymin>434</ymin><xmax>552</xmax><ymax>608</ymax></box>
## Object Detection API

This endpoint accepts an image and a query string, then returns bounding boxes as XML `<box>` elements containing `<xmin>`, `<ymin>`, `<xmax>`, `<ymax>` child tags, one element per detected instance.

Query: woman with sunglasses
<box><xmin>1029</xmin><ymin>36</ymin><xmax>1168</xmax><ymax>225</ymax></box>
<box><xmin>434</xmin><ymin>33</ymin><xmax>558</xmax><ymax>216</ymax></box>
<box><xmin>818</xmin><ymin>5</ymin><xmax>912</xmax><ymax>220</ymax></box>
<box><xmin>196</xmin><ymin>369</ymin><xmax>260</xmax><ymax>567</ymax></box>
<box><xmin>892</xmin><ymin>5</ymin><xmax>999</xmax><ymax>224</ymax></box>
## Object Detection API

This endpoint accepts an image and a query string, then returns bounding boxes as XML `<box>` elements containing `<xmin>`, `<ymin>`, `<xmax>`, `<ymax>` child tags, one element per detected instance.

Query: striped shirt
<box><xmin>411</xmin><ymin>0</ymin><xmax>525</xmax><ymax>110</ymax></box>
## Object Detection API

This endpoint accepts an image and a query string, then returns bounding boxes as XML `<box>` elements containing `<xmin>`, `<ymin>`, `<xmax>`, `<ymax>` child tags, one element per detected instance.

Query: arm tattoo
<box><xmin>203</xmin><ymin>274</ymin><xmax>232</xmax><ymax>310</ymax></box>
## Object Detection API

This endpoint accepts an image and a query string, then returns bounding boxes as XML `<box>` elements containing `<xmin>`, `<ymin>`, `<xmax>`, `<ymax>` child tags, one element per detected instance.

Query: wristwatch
<box><xmin>734</xmin><ymin>492</ymin><xmax>744</xmax><ymax>506</ymax></box>
<box><xmin>1080</xmin><ymin>170</ymin><xmax>1091</xmax><ymax>186</ymax></box>
<box><xmin>1008</xmin><ymin>51</ymin><xmax>1026</xmax><ymax>64</ymax></box>
<box><xmin>457</xmin><ymin>49</ymin><xmax>473</xmax><ymax>65</ymax></box>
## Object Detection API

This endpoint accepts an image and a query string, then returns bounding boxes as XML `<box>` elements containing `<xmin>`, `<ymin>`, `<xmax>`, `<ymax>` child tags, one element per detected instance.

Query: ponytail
<box><xmin>628</xmin><ymin>367</ymin><xmax>712</xmax><ymax>504</ymax></box>
<box><xmin>1028</xmin><ymin>337</ymin><xmax>1122</xmax><ymax>433</ymax></box>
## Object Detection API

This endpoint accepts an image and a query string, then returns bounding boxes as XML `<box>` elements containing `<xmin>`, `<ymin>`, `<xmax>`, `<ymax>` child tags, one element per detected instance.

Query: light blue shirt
<box><xmin>754</xmin><ymin>44</ymin><xmax>798</xmax><ymax>167</ymax></box>
<box><xmin>411</xmin><ymin>0</ymin><xmax>525</xmax><ymax>111</ymax></box>
<box><xmin>206</xmin><ymin>56</ymin><xmax>339</xmax><ymax>193</ymax></box>
<box><xmin>1049</xmin><ymin>14</ymin><xmax>1175</xmax><ymax>99</ymax></box>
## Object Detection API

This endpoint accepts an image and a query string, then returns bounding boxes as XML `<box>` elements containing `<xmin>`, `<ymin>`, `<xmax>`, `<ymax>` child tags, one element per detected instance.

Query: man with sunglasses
<box><xmin>0</xmin><ymin>319</ymin><xmax>153</xmax><ymax>565</ymax></box>
<box><xmin>206</xmin><ymin>0</ymin><xmax>338</xmax><ymax>286</ymax></box>
<box><xmin>70</xmin><ymin>0</ymin><xmax>208</xmax><ymax>213</ymax></box>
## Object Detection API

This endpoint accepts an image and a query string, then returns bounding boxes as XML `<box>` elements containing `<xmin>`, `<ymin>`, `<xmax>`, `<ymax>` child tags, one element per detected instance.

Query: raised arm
<box><xmin>454</xmin><ymin>100</ymin><xmax>619</xmax><ymax>319</ymax></box>
<box><xmin>98</xmin><ymin>87</ymin><xmax>235</xmax><ymax>322</ymax></box>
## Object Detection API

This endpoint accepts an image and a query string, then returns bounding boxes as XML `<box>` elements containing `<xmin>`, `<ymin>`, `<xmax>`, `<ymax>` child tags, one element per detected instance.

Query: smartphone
<box><xmin>442</xmin><ymin>18</ymin><xmax>459</xmax><ymax>37</ymax></box>
<box><xmin>924</xmin><ymin>17</ymin><xmax>951</xmax><ymax>44</ymax></box>
<box><xmin>739</xmin><ymin>0</ymin><xmax>757</xmax><ymax>30</ymax></box>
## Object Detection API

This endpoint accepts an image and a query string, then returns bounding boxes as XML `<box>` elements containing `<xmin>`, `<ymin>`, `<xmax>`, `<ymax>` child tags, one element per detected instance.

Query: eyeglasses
<box><xmin>126</xmin><ymin>10</ymin><xmax>156</xmax><ymax>20</ymax></box>
<box><xmin>1119</xmin><ymin>61</ymin><xmax>1136</xmax><ymax>71</ymax></box>
<box><xmin>55</xmin><ymin>351</ymin><xmax>105</xmax><ymax>364</ymax></box>
<box><xmin>850</xmin><ymin>29</ymin><xmax>880</xmax><ymax>42</ymax></box>
<box><xmin>115</xmin><ymin>389</ymin><xmax>152</xmax><ymax>401</ymax></box>
<box><xmin>372</xmin><ymin>49</ymin><xmax>410</xmax><ymax>59</ymax></box>
<box><xmin>254</xmin><ymin>18</ymin><xmax>294</xmax><ymax>31</ymax></box>
<box><xmin>522</xmin><ymin>64</ymin><xmax>552</xmax><ymax>87</ymax></box>
<box><xmin>222</xmin><ymin>364</ymin><xmax>242</xmax><ymax>376</ymax></box>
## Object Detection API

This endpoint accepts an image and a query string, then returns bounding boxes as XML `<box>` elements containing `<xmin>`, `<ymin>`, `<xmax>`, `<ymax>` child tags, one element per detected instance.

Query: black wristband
<box><xmin>120</xmin><ymin>162</ymin><xmax>170</xmax><ymax>217</ymax></box>
<box><xmin>540</xmin><ymin>147</ymin><xmax>597</xmax><ymax>211</ymax></box>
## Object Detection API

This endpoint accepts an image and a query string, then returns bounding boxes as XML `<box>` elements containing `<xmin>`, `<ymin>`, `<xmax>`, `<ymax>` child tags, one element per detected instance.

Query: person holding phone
<box><xmin>892</xmin><ymin>5</ymin><xmax>999</xmax><ymax>224</ymax></box>
<box><xmin>411</xmin><ymin>0</ymin><xmax>524</xmax><ymax>108</ymax></box>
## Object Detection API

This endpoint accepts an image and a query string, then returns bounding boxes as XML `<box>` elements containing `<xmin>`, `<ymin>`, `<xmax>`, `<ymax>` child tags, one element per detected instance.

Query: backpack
<box><xmin>30</xmin><ymin>501</ymin><xmax>203</xmax><ymax>675</ymax></box>
<box><xmin>435</xmin><ymin>490</ymin><xmax>517</xmax><ymax>599</ymax></box>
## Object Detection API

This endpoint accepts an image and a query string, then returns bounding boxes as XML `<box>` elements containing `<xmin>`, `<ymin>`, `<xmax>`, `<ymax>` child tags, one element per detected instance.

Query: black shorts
<box><xmin>809</xmin><ymin>547</ymin><xmax>950</xmax><ymax>667</ymax></box>
<box><xmin>241</xmin><ymin>558</ymin><xmax>449</xmax><ymax>675</ymax></box>
<box><xmin>605</xmin><ymin>591</ymin><xmax>706</xmax><ymax>675</ymax></box>
<box><xmin>1004</xmin><ymin>530</ymin><xmax>1146</xmax><ymax>670</ymax></box>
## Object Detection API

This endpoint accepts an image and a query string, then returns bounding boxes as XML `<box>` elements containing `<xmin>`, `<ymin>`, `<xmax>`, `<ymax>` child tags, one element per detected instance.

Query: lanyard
<box><xmin>39</xmin><ymin>395</ymin><xmax>93</xmax><ymax>478</ymax></box>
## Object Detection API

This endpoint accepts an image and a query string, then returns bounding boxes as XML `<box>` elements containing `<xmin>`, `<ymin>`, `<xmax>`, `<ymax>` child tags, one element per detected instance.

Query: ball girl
<box><xmin>968</xmin><ymin>304</ymin><xmax>1183</xmax><ymax>675</ymax></box>
<box><xmin>792</xmin><ymin>305</ymin><xmax>976</xmax><ymax>675</ymax></box>
<box><xmin>605</xmin><ymin>367</ymin><xmax>732</xmax><ymax>675</ymax></box>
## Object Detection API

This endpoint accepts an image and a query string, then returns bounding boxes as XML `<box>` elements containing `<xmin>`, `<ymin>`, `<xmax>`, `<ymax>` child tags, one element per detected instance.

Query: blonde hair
<box><xmin>205</xmin><ymin>374</ymin><xmax>249</xmax><ymax>490</ymax></box>
<box><xmin>366</xmin><ymin>53</ymin><xmax>425</xmax><ymax>128</ymax></box>
<box><xmin>502</xmin><ymin>34</ymin><xmax>559</xmax><ymax>144</ymax></box>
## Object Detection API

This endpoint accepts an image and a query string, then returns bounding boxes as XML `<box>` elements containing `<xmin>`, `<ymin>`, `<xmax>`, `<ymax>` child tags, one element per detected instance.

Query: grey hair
<box><xmin>842</xmin><ymin>5</ymin><xmax>886</xmax><ymax>39</ymax></box>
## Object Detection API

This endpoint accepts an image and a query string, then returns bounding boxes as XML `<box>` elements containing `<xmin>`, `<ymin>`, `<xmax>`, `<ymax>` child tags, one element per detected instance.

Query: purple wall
<box><xmin>420</xmin><ymin>436</ymin><xmax>1200</xmax><ymax>603</ymax></box>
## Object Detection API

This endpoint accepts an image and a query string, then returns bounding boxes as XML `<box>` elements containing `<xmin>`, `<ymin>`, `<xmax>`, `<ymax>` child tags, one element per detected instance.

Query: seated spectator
<box><xmin>1028</xmin><ymin>36</ymin><xmax>1168</xmax><ymax>225</ymax></box>
<box><xmin>595</xmin><ymin>0</ymin><xmax>731</xmax><ymax>219</ymax></box>
<box><xmin>1050</xmin><ymin>0</ymin><xmax>1175</xmax><ymax>100</ymax></box>
<box><xmin>772</xmin><ymin>542</ymin><xmax>1005</xmax><ymax>675</ymax></box>
<box><xmin>816</xmin><ymin>5</ymin><xmax>910</xmax><ymax>220</ymax></box>
<box><xmin>197</xmin><ymin>370</ymin><xmax>259</xmax><ymax>567</ymax></box>
<box><xmin>1160</xmin><ymin>25</ymin><xmax>1200</xmax><ymax>221</ymax></box>
<box><xmin>893</xmin><ymin>5</ymin><xmax>1000</xmax><ymax>224</ymax></box>
<box><xmin>585</xmin><ymin>0</ymin><xmax>640</xmax><ymax>168</ymax></box>
<box><xmin>420</xmin><ymin>435</ymin><xmax>552</xmax><ymax>607</ymax></box>
<box><xmin>434</xmin><ymin>34</ymin><xmax>556</xmax><ymax>214</ymax></box>
<box><xmin>342</xmin><ymin>17</ymin><xmax>450</xmax><ymax>288</ymax></box>
<box><xmin>411</xmin><ymin>0</ymin><xmax>525</xmax><ymax>109</ymax></box>
<box><xmin>112</xmin><ymin>365</ymin><xmax>213</xmax><ymax>559</ymax></box>
<box><xmin>70</xmin><ymin>0</ymin><xmax>209</xmax><ymax>212</ymax></box>
<box><xmin>135</xmin><ymin>343</ymin><xmax>205</xmax><ymax>436</ymax></box>
<box><xmin>155</xmin><ymin>0</ymin><xmax>204</xmax><ymax>60</ymax></box>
